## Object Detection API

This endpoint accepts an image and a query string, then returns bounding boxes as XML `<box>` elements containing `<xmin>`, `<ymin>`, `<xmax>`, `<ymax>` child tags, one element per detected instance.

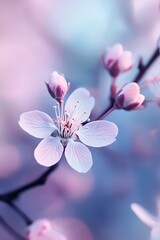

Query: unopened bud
<box><xmin>115</xmin><ymin>82</ymin><xmax>145</xmax><ymax>111</ymax></box>
<box><xmin>102</xmin><ymin>44</ymin><xmax>133</xmax><ymax>77</ymax></box>
<box><xmin>46</xmin><ymin>71</ymin><xmax>70</xmax><ymax>101</ymax></box>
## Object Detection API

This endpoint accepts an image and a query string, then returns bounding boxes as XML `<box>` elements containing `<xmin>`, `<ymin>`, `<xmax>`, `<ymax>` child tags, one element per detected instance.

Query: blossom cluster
<box><xmin>19</xmin><ymin>44</ymin><xmax>154</xmax><ymax>174</ymax></box>
<box><xmin>17</xmin><ymin>43</ymin><xmax>160</xmax><ymax>239</ymax></box>
<box><xmin>19</xmin><ymin>73</ymin><xmax>118</xmax><ymax>173</ymax></box>
<box><xmin>0</xmin><ymin>42</ymin><xmax>159</xmax><ymax>240</ymax></box>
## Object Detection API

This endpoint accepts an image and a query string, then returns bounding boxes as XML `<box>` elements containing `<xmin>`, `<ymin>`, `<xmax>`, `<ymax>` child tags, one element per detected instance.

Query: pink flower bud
<box><xmin>115</xmin><ymin>82</ymin><xmax>145</xmax><ymax>111</ymax></box>
<box><xmin>102</xmin><ymin>44</ymin><xmax>133</xmax><ymax>77</ymax></box>
<box><xmin>26</xmin><ymin>219</ymin><xmax>67</xmax><ymax>240</ymax></box>
<box><xmin>46</xmin><ymin>71</ymin><xmax>70</xmax><ymax>101</ymax></box>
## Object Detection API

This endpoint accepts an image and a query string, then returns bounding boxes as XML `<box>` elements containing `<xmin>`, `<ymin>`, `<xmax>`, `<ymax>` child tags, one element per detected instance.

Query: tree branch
<box><xmin>0</xmin><ymin>215</ymin><xmax>25</xmax><ymax>240</ymax></box>
<box><xmin>0</xmin><ymin>163</ymin><xmax>59</xmax><ymax>202</ymax></box>
<box><xmin>133</xmin><ymin>47</ymin><xmax>160</xmax><ymax>83</ymax></box>
<box><xmin>6</xmin><ymin>201</ymin><xmax>32</xmax><ymax>225</ymax></box>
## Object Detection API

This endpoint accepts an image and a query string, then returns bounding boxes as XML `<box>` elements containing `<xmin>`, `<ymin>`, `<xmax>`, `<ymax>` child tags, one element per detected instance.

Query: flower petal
<box><xmin>65</xmin><ymin>88</ymin><xmax>95</xmax><ymax>123</ymax></box>
<box><xmin>48</xmin><ymin>230</ymin><xmax>67</xmax><ymax>240</ymax></box>
<box><xmin>121</xmin><ymin>83</ymin><xmax>140</xmax><ymax>107</ymax></box>
<box><xmin>122</xmin><ymin>82</ymin><xmax>140</xmax><ymax>95</ymax></box>
<box><xmin>151</xmin><ymin>226</ymin><xmax>160</xmax><ymax>240</ymax></box>
<box><xmin>148</xmin><ymin>76</ymin><xmax>160</xmax><ymax>99</ymax></box>
<box><xmin>34</xmin><ymin>137</ymin><xmax>63</xmax><ymax>167</ymax></box>
<box><xmin>131</xmin><ymin>203</ymin><xmax>159</xmax><ymax>227</ymax></box>
<box><xmin>27</xmin><ymin>218</ymin><xmax>67</xmax><ymax>240</ymax></box>
<box><xmin>105</xmin><ymin>44</ymin><xmax>124</xmax><ymax>63</ymax></box>
<box><xmin>135</xmin><ymin>94</ymin><xmax>145</xmax><ymax>106</ymax></box>
<box><xmin>118</xmin><ymin>51</ymin><xmax>133</xmax><ymax>71</ymax></box>
<box><xmin>19</xmin><ymin>110</ymin><xmax>57</xmax><ymax>138</ymax></box>
<box><xmin>65</xmin><ymin>139</ymin><xmax>93</xmax><ymax>173</ymax></box>
<box><xmin>76</xmin><ymin>120</ymin><xmax>118</xmax><ymax>147</ymax></box>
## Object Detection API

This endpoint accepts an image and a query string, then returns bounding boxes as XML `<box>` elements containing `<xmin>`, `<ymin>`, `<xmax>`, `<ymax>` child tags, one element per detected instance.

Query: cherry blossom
<box><xmin>147</xmin><ymin>75</ymin><xmax>160</xmax><ymax>105</ymax></box>
<box><xmin>19</xmin><ymin>88</ymin><xmax>118</xmax><ymax>173</ymax></box>
<box><xmin>115</xmin><ymin>82</ymin><xmax>145</xmax><ymax>110</ymax></box>
<box><xmin>131</xmin><ymin>203</ymin><xmax>160</xmax><ymax>240</ymax></box>
<box><xmin>46</xmin><ymin>71</ymin><xmax>70</xmax><ymax>101</ymax></box>
<box><xmin>102</xmin><ymin>43</ymin><xmax>133</xmax><ymax>77</ymax></box>
<box><xmin>26</xmin><ymin>219</ymin><xmax>67</xmax><ymax>240</ymax></box>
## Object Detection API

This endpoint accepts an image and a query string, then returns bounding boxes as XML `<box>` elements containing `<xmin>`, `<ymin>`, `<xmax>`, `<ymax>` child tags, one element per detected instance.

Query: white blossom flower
<box><xmin>147</xmin><ymin>75</ymin><xmax>160</xmax><ymax>106</ymax></box>
<box><xmin>26</xmin><ymin>219</ymin><xmax>67</xmax><ymax>240</ymax></box>
<box><xmin>102</xmin><ymin>44</ymin><xmax>133</xmax><ymax>77</ymax></box>
<box><xmin>115</xmin><ymin>82</ymin><xmax>145</xmax><ymax>110</ymax></box>
<box><xmin>131</xmin><ymin>203</ymin><xmax>160</xmax><ymax>240</ymax></box>
<box><xmin>19</xmin><ymin>88</ymin><xmax>118</xmax><ymax>173</ymax></box>
<box><xmin>46</xmin><ymin>71</ymin><xmax>70</xmax><ymax>101</ymax></box>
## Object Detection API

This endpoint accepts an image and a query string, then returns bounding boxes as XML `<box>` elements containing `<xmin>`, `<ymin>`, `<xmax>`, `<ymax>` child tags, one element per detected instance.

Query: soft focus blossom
<box><xmin>131</xmin><ymin>203</ymin><xmax>160</xmax><ymax>240</ymax></box>
<box><xmin>26</xmin><ymin>219</ymin><xmax>67</xmax><ymax>240</ymax></box>
<box><xmin>115</xmin><ymin>82</ymin><xmax>145</xmax><ymax>110</ymax></box>
<box><xmin>50</xmin><ymin>165</ymin><xmax>94</xmax><ymax>200</ymax></box>
<box><xmin>146</xmin><ymin>75</ymin><xmax>160</xmax><ymax>106</ymax></box>
<box><xmin>19</xmin><ymin>88</ymin><xmax>118</xmax><ymax>173</ymax></box>
<box><xmin>52</xmin><ymin>217</ymin><xmax>93</xmax><ymax>240</ymax></box>
<box><xmin>0</xmin><ymin>143</ymin><xmax>21</xmax><ymax>177</ymax></box>
<box><xmin>46</xmin><ymin>71</ymin><xmax>70</xmax><ymax>101</ymax></box>
<box><xmin>102</xmin><ymin>44</ymin><xmax>133</xmax><ymax>77</ymax></box>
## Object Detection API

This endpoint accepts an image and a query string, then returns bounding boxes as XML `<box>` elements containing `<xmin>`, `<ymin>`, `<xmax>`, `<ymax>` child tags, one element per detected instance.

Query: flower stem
<box><xmin>98</xmin><ymin>106</ymin><xmax>116</xmax><ymax>120</ymax></box>
<box><xmin>110</xmin><ymin>77</ymin><xmax>117</xmax><ymax>99</ymax></box>
<box><xmin>133</xmin><ymin>47</ymin><xmax>160</xmax><ymax>83</ymax></box>
<box><xmin>6</xmin><ymin>201</ymin><xmax>32</xmax><ymax>225</ymax></box>
<box><xmin>0</xmin><ymin>163</ymin><xmax>59</xmax><ymax>202</ymax></box>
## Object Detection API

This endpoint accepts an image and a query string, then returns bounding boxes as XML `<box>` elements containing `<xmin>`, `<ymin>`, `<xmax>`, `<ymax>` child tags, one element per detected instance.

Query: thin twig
<box><xmin>96</xmin><ymin>101</ymin><xmax>115</xmax><ymax>120</ymax></box>
<box><xmin>6</xmin><ymin>201</ymin><xmax>32</xmax><ymax>225</ymax></box>
<box><xmin>133</xmin><ymin>47</ymin><xmax>160</xmax><ymax>83</ymax></box>
<box><xmin>0</xmin><ymin>163</ymin><xmax>59</xmax><ymax>202</ymax></box>
<box><xmin>0</xmin><ymin>215</ymin><xmax>25</xmax><ymax>240</ymax></box>
<box><xmin>98</xmin><ymin>106</ymin><xmax>116</xmax><ymax>120</ymax></box>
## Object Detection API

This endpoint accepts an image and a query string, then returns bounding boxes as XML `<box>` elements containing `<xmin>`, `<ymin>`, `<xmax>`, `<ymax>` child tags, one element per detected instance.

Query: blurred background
<box><xmin>0</xmin><ymin>0</ymin><xmax>160</xmax><ymax>239</ymax></box>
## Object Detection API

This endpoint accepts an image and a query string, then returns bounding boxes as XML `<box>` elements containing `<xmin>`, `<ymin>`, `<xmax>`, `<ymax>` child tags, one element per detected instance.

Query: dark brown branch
<box><xmin>133</xmin><ymin>47</ymin><xmax>160</xmax><ymax>83</ymax></box>
<box><xmin>0</xmin><ymin>163</ymin><xmax>59</xmax><ymax>202</ymax></box>
<box><xmin>0</xmin><ymin>215</ymin><xmax>25</xmax><ymax>240</ymax></box>
<box><xmin>6</xmin><ymin>201</ymin><xmax>32</xmax><ymax>225</ymax></box>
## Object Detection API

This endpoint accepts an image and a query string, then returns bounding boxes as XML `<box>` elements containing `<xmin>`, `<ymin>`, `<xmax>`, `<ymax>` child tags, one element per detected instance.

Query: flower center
<box><xmin>53</xmin><ymin>100</ymin><xmax>83</xmax><ymax>140</ymax></box>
